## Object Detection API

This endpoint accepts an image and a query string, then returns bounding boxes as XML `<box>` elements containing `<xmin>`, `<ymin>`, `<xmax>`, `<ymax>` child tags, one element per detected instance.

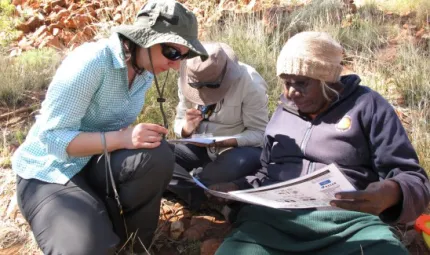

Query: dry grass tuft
<box><xmin>0</xmin><ymin>221</ymin><xmax>27</xmax><ymax>250</ymax></box>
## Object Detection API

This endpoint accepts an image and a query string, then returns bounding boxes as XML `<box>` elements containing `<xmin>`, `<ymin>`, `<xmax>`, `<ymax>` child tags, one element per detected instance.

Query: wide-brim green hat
<box><xmin>113</xmin><ymin>0</ymin><xmax>208</xmax><ymax>61</ymax></box>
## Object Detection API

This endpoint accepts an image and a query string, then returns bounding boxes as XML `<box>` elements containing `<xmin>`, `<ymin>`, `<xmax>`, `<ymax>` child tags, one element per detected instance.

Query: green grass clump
<box><xmin>0</xmin><ymin>0</ymin><xmax>20</xmax><ymax>48</ymax></box>
<box><xmin>384</xmin><ymin>45</ymin><xmax>430</xmax><ymax>171</ymax></box>
<box><xmin>353</xmin><ymin>42</ymin><xmax>430</xmax><ymax>172</ymax></box>
<box><xmin>0</xmin><ymin>48</ymin><xmax>61</xmax><ymax>107</ymax></box>
<box><xmin>365</xmin><ymin>0</ymin><xmax>426</xmax><ymax>14</ymax></box>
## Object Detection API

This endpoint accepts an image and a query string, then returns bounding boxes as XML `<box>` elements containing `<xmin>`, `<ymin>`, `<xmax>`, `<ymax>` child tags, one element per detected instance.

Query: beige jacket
<box><xmin>174</xmin><ymin>62</ymin><xmax>269</xmax><ymax>147</ymax></box>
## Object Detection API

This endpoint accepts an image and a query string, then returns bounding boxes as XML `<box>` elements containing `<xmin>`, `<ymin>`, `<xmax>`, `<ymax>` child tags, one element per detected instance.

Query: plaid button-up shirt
<box><xmin>12</xmin><ymin>33</ymin><xmax>154</xmax><ymax>184</ymax></box>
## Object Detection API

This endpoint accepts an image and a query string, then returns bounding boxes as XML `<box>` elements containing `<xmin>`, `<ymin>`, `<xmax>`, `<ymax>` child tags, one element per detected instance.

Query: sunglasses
<box><xmin>188</xmin><ymin>63</ymin><xmax>227</xmax><ymax>89</ymax></box>
<box><xmin>188</xmin><ymin>81</ymin><xmax>221</xmax><ymax>89</ymax></box>
<box><xmin>160</xmin><ymin>43</ymin><xmax>189</xmax><ymax>61</ymax></box>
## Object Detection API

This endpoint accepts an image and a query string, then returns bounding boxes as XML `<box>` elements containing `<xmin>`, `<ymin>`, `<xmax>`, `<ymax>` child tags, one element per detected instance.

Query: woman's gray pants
<box><xmin>16</xmin><ymin>141</ymin><xmax>174</xmax><ymax>255</ymax></box>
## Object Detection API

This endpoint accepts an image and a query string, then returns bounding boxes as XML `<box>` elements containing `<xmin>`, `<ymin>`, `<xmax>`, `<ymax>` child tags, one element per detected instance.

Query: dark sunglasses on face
<box><xmin>188</xmin><ymin>81</ymin><xmax>221</xmax><ymax>89</ymax></box>
<box><xmin>160</xmin><ymin>43</ymin><xmax>189</xmax><ymax>61</ymax></box>
<box><xmin>188</xmin><ymin>63</ymin><xmax>227</xmax><ymax>89</ymax></box>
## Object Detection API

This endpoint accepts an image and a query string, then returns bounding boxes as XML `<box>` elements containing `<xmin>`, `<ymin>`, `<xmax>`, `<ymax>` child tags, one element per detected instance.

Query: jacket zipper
<box><xmin>308</xmin><ymin>162</ymin><xmax>316</xmax><ymax>174</ymax></box>
<box><xmin>300</xmin><ymin>122</ymin><xmax>314</xmax><ymax>174</ymax></box>
<box><xmin>283</xmin><ymin>77</ymin><xmax>362</xmax><ymax>175</ymax></box>
<box><xmin>300</xmin><ymin>122</ymin><xmax>312</xmax><ymax>154</ymax></box>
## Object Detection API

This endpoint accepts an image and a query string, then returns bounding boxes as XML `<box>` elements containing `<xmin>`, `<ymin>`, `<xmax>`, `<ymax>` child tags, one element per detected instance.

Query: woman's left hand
<box><xmin>330</xmin><ymin>179</ymin><xmax>402</xmax><ymax>216</ymax></box>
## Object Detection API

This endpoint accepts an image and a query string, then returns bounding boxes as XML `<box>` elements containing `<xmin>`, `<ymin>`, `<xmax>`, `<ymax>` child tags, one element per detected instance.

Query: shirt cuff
<box><xmin>379</xmin><ymin>178</ymin><xmax>406</xmax><ymax>224</ymax></box>
<box><xmin>39</xmin><ymin>129</ymin><xmax>80</xmax><ymax>162</ymax></box>
<box><xmin>233</xmin><ymin>133</ymin><xmax>261</xmax><ymax>147</ymax></box>
<box><xmin>174</xmin><ymin>119</ymin><xmax>186</xmax><ymax>138</ymax></box>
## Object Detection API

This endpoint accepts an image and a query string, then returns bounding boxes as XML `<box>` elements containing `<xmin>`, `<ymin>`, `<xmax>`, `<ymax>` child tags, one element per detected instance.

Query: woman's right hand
<box><xmin>181</xmin><ymin>108</ymin><xmax>203</xmax><ymax>137</ymax></box>
<box><xmin>120</xmin><ymin>123</ymin><xmax>168</xmax><ymax>149</ymax></box>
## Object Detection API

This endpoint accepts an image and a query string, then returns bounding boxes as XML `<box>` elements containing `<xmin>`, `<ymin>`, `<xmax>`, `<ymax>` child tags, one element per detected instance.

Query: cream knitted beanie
<box><xmin>276</xmin><ymin>31</ymin><xmax>343</xmax><ymax>83</ymax></box>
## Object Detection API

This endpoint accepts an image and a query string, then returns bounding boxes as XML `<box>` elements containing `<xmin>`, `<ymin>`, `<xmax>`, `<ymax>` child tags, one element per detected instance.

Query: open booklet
<box><xmin>168</xmin><ymin>136</ymin><xmax>236</xmax><ymax>145</ymax></box>
<box><xmin>192</xmin><ymin>164</ymin><xmax>356</xmax><ymax>209</ymax></box>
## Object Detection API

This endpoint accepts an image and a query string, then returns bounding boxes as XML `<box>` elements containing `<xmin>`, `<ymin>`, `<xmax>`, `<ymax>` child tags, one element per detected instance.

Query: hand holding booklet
<box><xmin>193</xmin><ymin>164</ymin><xmax>356</xmax><ymax>209</ymax></box>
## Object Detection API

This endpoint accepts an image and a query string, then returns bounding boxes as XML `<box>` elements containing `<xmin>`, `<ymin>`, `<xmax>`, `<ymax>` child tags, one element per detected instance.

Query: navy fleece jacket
<box><xmin>235</xmin><ymin>74</ymin><xmax>430</xmax><ymax>224</ymax></box>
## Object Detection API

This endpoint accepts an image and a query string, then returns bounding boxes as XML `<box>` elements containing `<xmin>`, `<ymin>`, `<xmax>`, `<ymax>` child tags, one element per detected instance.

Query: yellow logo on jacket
<box><xmin>336</xmin><ymin>115</ymin><xmax>352</xmax><ymax>131</ymax></box>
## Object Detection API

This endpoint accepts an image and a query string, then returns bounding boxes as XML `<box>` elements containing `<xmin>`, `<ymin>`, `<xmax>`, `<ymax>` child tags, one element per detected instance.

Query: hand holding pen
<box><xmin>120</xmin><ymin>123</ymin><xmax>168</xmax><ymax>149</ymax></box>
<box><xmin>181</xmin><ymin>108</ymin><xmax>203</xmax><ymax>137</ymax></box>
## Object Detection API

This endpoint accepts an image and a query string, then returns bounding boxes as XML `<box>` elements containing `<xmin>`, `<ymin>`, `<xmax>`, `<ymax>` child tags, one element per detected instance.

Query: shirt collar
<box><xmin>108</xmin><ymin>32</ymin><xmax>126</xmax><ymax>69</ymax></box>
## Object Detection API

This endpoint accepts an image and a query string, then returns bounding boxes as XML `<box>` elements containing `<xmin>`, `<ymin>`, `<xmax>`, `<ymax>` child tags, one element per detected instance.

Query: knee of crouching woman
<box><xmin>150</xmin><ymin>141</ymin><xmax>175</xmax><ymax>189</ymax></box>
<box><xmin>119</xmin><ymin>140</ymin><xmax>175</xmax><ymax>183</ymax></box>
<box><xmin>150</xmin><ymin>140</ymin><xmax>175</xmax><ymax>175</ymax></box>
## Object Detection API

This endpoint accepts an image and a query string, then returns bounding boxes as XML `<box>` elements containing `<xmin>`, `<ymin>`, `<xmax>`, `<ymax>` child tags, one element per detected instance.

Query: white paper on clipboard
<box><xmin>192</xmin><ymin>164</ymin><xmax>356</xmax><ymax>209</ymax></box>
<box><xmin>168</xmin><ymin>136</ymin><xmax>236</xmax><ymax>145</ymax></box>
